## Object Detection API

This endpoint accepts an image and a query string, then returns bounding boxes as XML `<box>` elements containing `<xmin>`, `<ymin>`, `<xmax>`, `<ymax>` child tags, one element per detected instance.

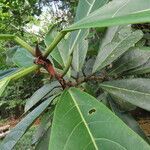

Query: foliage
<box><xmin>0</xmin><ymin>0</ymin><xmax>150</xmax><ymax>149</ymax></box>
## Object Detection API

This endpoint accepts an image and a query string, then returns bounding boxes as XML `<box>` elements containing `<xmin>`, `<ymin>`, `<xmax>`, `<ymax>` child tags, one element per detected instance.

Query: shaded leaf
<box><xmin>35</xmin><ymin>127</ymin><xmax>51</xmax><ymax>150</ymax></box>
<box><xmin>49</xmin><ymin>88</ymin><xmax>150</xmax><ymax>150</ymax></box>
<box><xmin>107</xmin><ymin>95</ymin><xmax>150</xmax><ymax>144</ymax></box>
<box><xmin>69</xmin><ymin>0</ymin><xmax>109</xmax><ymax>72</ymax></box>
<box><xmin>12</xmin><ymin>48</ymin><xmax>34</xmax><ymax>67</ymax></box>
<box><xmin>0</xmin><ymin>96</ymin><xmax>56</xmax><ymax>150</ymax></box>
<box><xmin>109</xmin><ymin>47</ymin><xmax>150</xmax><ymax>76</ymax></box>
<box><xmin>32</xmin><ymin>109</ymin><xmax>53</xmax><ymax>145</ymax></box>
<box><xmin>93</xmin><ymin>29</ymin><xmax>143</xmax><ymax>72</ymax></box>
<box><xmin>25</xmin><ymin>81</ymin><xmax>61</xmax><ymax>113</ymax></box>
<box><xmin>0</xmin><ymin>68</ymin><xmax>18</xmax><ymax>79</ymax></box>
<box><xmin>0</xmin><ymin>78</ymin><xmax>10</xmax><ymax>96</ymax></box>
<box><xmin>100</xmin><ymin>78</ymin><xmax>150</xmax><ymax>111</ymax></box>
<box><xmin>65</xmin><ymin>0</ymin><xmax>150</xmax><ymax>31</ymax></box>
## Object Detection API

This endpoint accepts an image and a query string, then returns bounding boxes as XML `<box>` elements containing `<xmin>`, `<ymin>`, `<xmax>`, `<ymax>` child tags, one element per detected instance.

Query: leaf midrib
<box><xmin>69</xmin><ymin>0</ymin><xmax>96</xmax><ymax>53</ymax></box>
<box><xmin>69</xmin><ymin>91</ymin><xmax>98</xmax><ymax>150</ymax></box>
<box><xmin>94</xmin><ymin>31</ymin><xmax>135</xmax><ymax>71</ymax></box>
<box><xmin>100</xmin><ymin>83</ymin><xmax>150</xmax><ymax>96</ymax></box>
<box><xmin>109</xmin><ymin>52</ymin><xmax>148</xmax><ymax>75</ymax></box>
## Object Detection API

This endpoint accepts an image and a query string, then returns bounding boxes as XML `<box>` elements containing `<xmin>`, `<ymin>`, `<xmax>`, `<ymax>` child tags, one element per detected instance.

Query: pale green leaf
<box><xmin>49</xmin><ymin>88</ymin><xmax>150</xmax><ymax>150</ymax></box>
<box><xmin>64</xmin><ymin>0</ymin><xmax>150</xmax><ymax>31</ymax></box>
<box><xmin>100</xmin><ymin>78</ymin><xmax>150</xmax><ymax>111</ymax></box>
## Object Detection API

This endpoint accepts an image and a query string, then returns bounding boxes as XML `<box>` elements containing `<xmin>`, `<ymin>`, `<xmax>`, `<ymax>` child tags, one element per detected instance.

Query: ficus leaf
<box><xmin>100</xmin><ymin>78</ymin><xmax>150</xmax><ymax>111</ymax></box>
<box><xmin>64</xmin><ymin>0</ymin><xmax>150</xmax><ymax>31</ymax></box>
<box><xmin>0</xmin><ymin>96</ymin><xmax>57</xmax><ymax>150</ymax></box>
<box><xmin>109</xmin><ymin>47</ymin><xmax>150</xmax><ymax>76</ymax></box>
<box><xmin>49</xmin><ymin>88</ymin><xmax>150</xmax><ymax>150</ymax></box>
<box><xmin>93</xmin><ymin>29</ymin><xmax>143</xmax><ymax>72</ymax></box>
<box><xmin>25</xmin><ymin>81</ymin><xmax>61</xmax><ymax>113</ymax></box>
<box><xmin>69</xmin><ymin>0</ymin><xmax>109</xmax><ymax>72</ymax></box>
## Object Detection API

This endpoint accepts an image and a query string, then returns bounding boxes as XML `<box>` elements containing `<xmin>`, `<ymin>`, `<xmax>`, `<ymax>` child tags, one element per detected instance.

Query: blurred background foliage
<box><xmin>0</xmin><ymin>0</ymin><xmax>78</xmax><ymax>119</ymax></box>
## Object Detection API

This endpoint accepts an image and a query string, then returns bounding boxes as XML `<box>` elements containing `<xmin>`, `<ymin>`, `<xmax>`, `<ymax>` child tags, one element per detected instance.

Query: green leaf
<box><xmin>45</xmin><ymin>28</ymin><xmax>68</xmax><ymax>68</ymax></box>
<box><xmin>0</xmin><ymin>96</ymin><xmax>56</xmax><ymax>150</ymax></box>
<box><xmin>25</xmin><ymin>81</ymin><xmax>61</xmax><ymax>113</ymax></box>
<box><xmin>126</xmin><ymin>59</ymin><xmax>150</xmax><ymax>75</ymax></box>
<box><xmin>0</xmin><ymin>68</ymin><xmax>18</xmax><ymax>79</ymax></box>
<box><xmin>32</xmin><ymin>109</ymin><xmax>53</xmax><ymax>145</ymax></box>
<box><xmin>107</xmin><ymin>95</ymin><xmax>150</xmax><ymax>143</ymax></box>
<box><xmin>35</xmin><ymin>127</ymin><xmax>51</xmax><ymax>150</ymax></box>
<box><xmin>100</xmin><ymin>78</ymin><xmax>150</xmax><ymax>111</ymax></box>
<box><xmin>49</xmin><ymin>88</ymin><xmax>150</xmax><ymax>150</ymax></box>
<box><xmin>109</xmin><ymin>47</ymin><xmax>150</xmax><ymax>76</ymax></box>
<box><xmin>0</xmin><ymin>78</ymin><xmax>10</xmax><ymax>96</ymax></box>
<box><xmin>64</xmin><ymin>0</ymin><xmax>150</xmax><ymax>31</ymax></box>
<box><xmin>72</xmin><ymin>39</ymin><xmax>88</xmax><ymax>71</ymax></box>
<box><xmin>93</xmin><ymin>29</ymin><xmax>143</xmax><ymax>72</ymax></box>
<box><xmin>125</xmin><ymin>47</ymin><xmax>150</xmax><ymax>75</ymax></box>
<box><xmin>12</xmin><ymin>48</ymin><xmax>34</xmax><ymax>67</ymax></box>
<box><xmin>69</xmin><ymin>0</ymin><xmax>109</xmax><ymax>72</ymax></box>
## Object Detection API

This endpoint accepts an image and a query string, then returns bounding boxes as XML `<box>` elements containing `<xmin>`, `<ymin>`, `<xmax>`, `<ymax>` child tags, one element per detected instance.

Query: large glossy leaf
<box><xmin>0</xmin><ymin>96</ymin><xmax>56</xmax><ymax>150</ymax></box>
<box><xmin>109</xmin><ymin>47</ymin><xmax>150</xmax><ymax>76</ymax></box>
<box><xmin>12</xmin><ymin>48</ymin><xmax>34</xmax><ymax>67</ymax></box>
<box><xmin>64</xmin><ymin>0</ymin><xmax>150</xmax><ymax>31</ymax></box>
<box><xmin>49</xmin><ymin>88</ymin><xmax>150</xmax><ymax>150</ymax></box>
<box><xmin>69</xmin><ymin>0</ymin><xmax>109</xmax><ymax>72</ymax></box>
<box><xmin>0</xmin><ymin>78</ymin><xmax>10</xmax><ymax>96</ymax></box>
<box><xmin>25</xmin><ymin>81</ymin><xmax>61</xmax><ymax>113</ymax></box>
<box><xmin>100</xmin><ymin>78</ymin><xmax>150</xmax><ymax>111</ymax></box>
<box><xmin>93</xmin><ymin>29</ymin><xmax>143</xmax><ymax>72</ymax></box>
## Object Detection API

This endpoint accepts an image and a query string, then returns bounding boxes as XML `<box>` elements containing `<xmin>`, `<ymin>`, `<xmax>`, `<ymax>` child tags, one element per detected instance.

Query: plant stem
<box><xmin>0</xmin><ymin>34</ymin><xmax>35</xmax><ymax>56</ymax></box>
<box><xmin>43</xmin><ymin>31</ymin><xmax>67</xmax><ymax>58</ymax></box>
<box><xmin>8</xmin><ymin>65</ymin><xmax>39</xmax><ymax>81</ymax></box>
<box><xmin>0</xmin><ymin>34</ymin><xmax>15</xmax><ymax>39</ymax></box>
<box><xmin>14</xmin><ymin>37</ymin><xmax>35</xmax><ymax>56</ymax></box>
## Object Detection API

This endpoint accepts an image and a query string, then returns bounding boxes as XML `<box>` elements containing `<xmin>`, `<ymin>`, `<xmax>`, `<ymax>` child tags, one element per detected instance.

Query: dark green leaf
<box><xmin>0</xmin><ymin>96</ymin><xmax>56</xmax><ymax>150</ymax></box>
<box><xmin>25</xmin><ymin>81</ymin><xmax>61</xmax><ymax>113</ymax></box>
<box><xmin>93</xmin><ymin>29</ymin><xmax>143</xmax><ymax>72</ymax></box>
<box><xmin>49</xmin><ymin>88</ymin><xmax>150</xmax><ymax>150</ymax></box>
<box><xmin>100</xmin><ymin>78</ymin><xmax>150</xmax><ymax>111</ymax></box>
<box><xmin>109</xmin><ymin>47</ymin><xmax>150</xmax><ymax>76</ymax></box>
